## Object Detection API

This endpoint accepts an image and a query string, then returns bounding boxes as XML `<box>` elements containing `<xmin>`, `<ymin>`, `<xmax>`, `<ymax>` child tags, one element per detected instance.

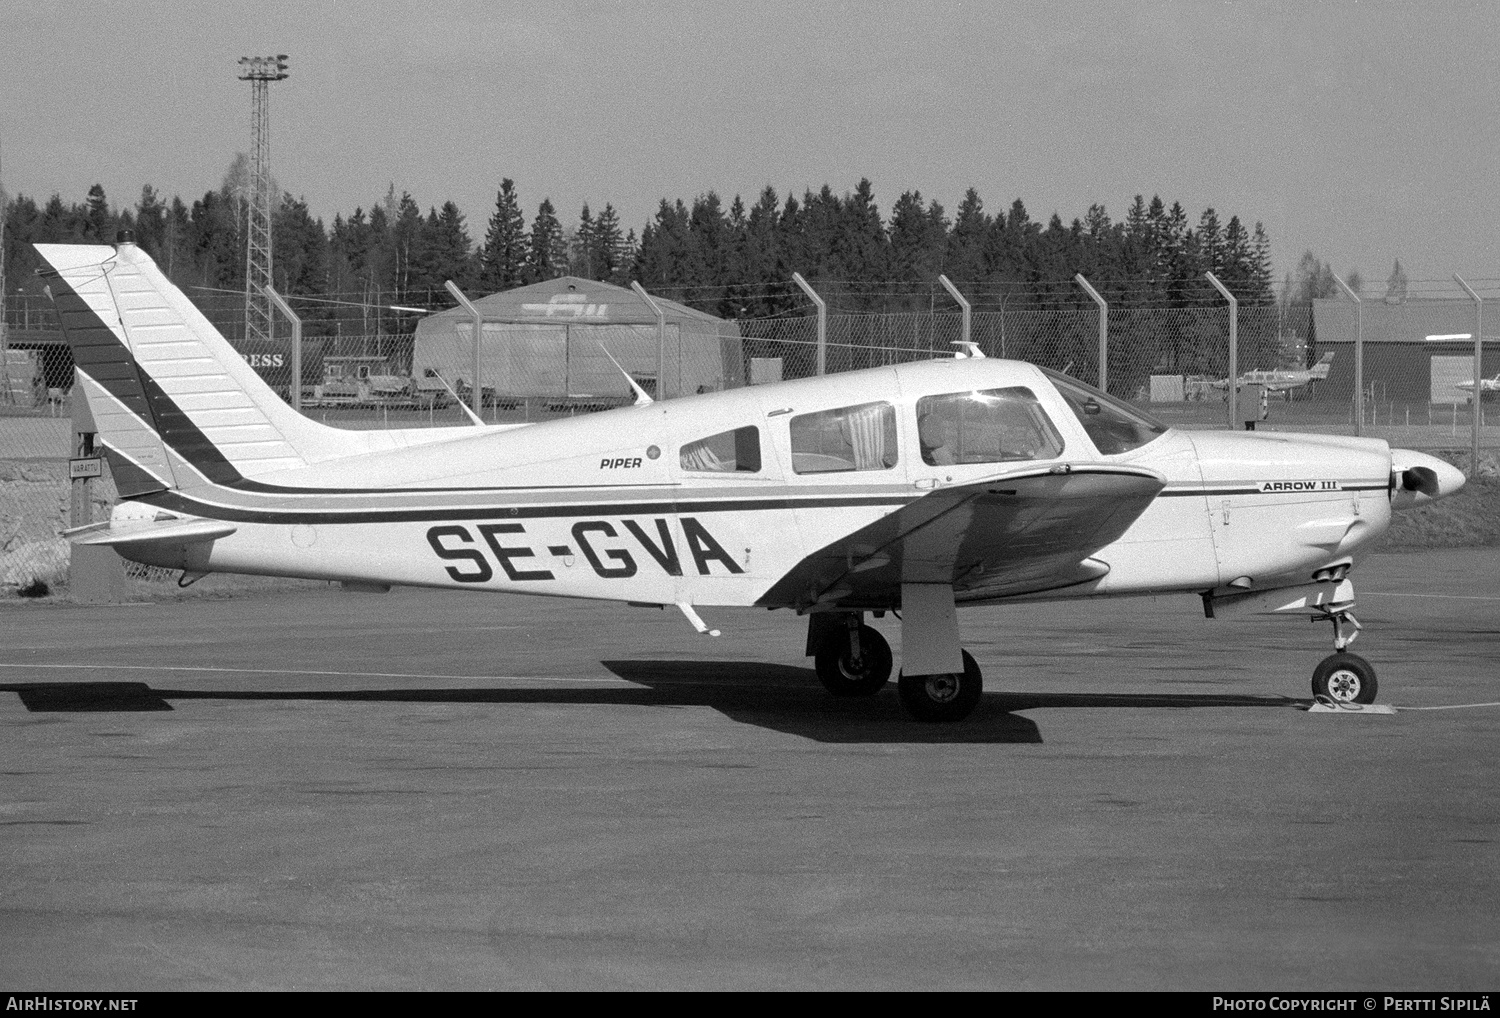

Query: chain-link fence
<box><xmin>737</xmin><ymin>304</ymin><xmax>1294</xmax><ymax>397</ymax></box>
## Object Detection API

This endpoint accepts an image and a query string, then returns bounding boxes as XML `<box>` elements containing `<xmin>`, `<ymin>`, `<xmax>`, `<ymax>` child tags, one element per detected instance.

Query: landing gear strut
<box><xmin>897</xmin><ymin>583</ymin><xmax>983</xmax><ymax>722</ymax></box>
<box><xmin>810</xmin><ymin>613</ymin><xmax>892</xmax><ymax>697</ymax></box>
<box><xmin>1310</xmin><ymin>604</ymin><xmax>1378</xmax><ymax>704</ymax></box>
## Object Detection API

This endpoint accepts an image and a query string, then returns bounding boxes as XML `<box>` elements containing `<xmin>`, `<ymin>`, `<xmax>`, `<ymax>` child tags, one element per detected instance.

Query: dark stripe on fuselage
<box><xmin>1158</xmin><ymin>484</ymin><xmax>1389</xmax><ymax>497</ymax></box>
<box><xmin>131</xmin><ymin>474</ymin><xmax>1390</xmax><ymax>528</ymax></box>
<box><xmin>135</xmin><ymin>490</ymin><xmax>920</xmax><ymax>526</ymax></box>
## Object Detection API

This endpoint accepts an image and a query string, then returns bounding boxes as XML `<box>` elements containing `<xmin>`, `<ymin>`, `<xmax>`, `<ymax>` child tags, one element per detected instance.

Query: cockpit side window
<box><xmin>915</xmin><ymin>388</ymin><xmax>1065</xmax><ymax>466</ymax></box>
<box><xmin>680</xmin><ymin>426</ymin><xmax>762</xmax><ymax>473</ymax></box>
<box><xmin>1043</xmin><ymin>369</ymin><xmax>1167</xmax><ymax>455</ymax></box>
<box><xmin>789</xmin><ymin>401</ymin><xmax>898</xmax><ymax>474</ymax></box>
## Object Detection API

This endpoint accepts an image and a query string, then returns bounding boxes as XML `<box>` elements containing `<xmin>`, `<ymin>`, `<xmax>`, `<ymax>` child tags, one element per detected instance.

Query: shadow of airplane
<box><xmin>0</xmin><ymin>661</ymin><xmax>1303</xmax><ymax>746</ymax></box>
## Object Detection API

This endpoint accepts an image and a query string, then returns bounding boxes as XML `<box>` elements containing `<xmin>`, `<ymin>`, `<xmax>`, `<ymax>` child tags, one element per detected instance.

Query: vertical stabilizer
<box><xmin>35</xmin><ymin>241</ymin><xmax>363</xmax><ymax>491</ymax></box>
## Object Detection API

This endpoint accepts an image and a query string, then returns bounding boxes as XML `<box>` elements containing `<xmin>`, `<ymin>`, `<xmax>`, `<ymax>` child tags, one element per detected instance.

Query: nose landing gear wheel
<box><xmin>898</xmin><ymin>650</ymin><xmax>983</xmax><ymax>722</ymax></box>
<box><xmin>814</xmin><ymin>624</ymin><xmax>892</xmax><ymax>697</ymax></box>
<box><xmin>1311</xmin><ymin>652</ymin><xmax>1378</xmax><ymax>705</ymax></box>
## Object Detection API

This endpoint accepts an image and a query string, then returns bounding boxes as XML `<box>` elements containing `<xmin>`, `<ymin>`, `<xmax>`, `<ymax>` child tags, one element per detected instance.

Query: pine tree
<box><xmin>592</xmin><ymin>203</ymin><xmax>625</xmax><ymax>285</ymax></box>
<box><xmin>1083</xmin><ymin>203</ymin><xmax>1110</xmax><ymax>239</ymax></box>
<box><xmin>843</xmin><ymin>178</ymin><xmax>889</xmax><ymax>285</ymax></box>
<box><xmin>632</xmin><ymin>199</ymin><xmax>695</xmax><ymax>292</ymax></box>
<box><xmin>272</xmin><ymin>193</ymin><xmax>328</xmax><ymax>295</ymax></box>
<box><xmin>134</xmin><ymin>186</ymin><xmax>166</xmax><ymax>255</ymax></box>
<box><xmin>1197</xmin><ymin>208</ymin><xmax>1223</xmax><ymax>276</ymax></box>
<box><xmin>570</xmin><ymin>203</ymin><xmax>597</xmax><ymax>278</ymax></box>
<box><xmin>1249</xmin><ymin>222</ymin><xmax>1274</xmax><ymax>304</ymax></box>
<box><xmin>164</xmin><ymin>196</ymin><xmax>191</xmax><ymax>280</ymax></box>
<box><xmin>1222</xmin><ymin>215</ymin><xmax>1251</xmax><ymax>293</ymax></box>
<box><xmin>391</xmin><ymin>191</ymin><xmax>423</xmax><ymax>297</ymax></box>
<box><xmin>525</xmin><ymin>198</ymin><xmax>565</xmax><ymax>283</ymax></box>
<box><xmin>740</xmin><ymin>186</ymin><xmax>783</xmax><ymax>314</ymax></box>
<box><xmin>479</xmin><ymin>179</ymin><xmax>527</xmax><ymax>291</ymax></box>
<box><xmin>688</xmin><ymin>191</ymin><xmax>728</xmax><ymax>298</ymax></box>
<box><xmin>427</xmin><ymin>200</ymin><xmax>474</xmax><ymax>288</ymax></box>
<box><xmin>887</xmin><ymin>190</ymin><xmax>949</xmax><ymax>297</ymax></box>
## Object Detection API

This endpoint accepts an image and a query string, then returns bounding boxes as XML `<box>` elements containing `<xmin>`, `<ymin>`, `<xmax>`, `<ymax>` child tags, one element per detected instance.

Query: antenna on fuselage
<box><xmin>596</xmin><ymin>342</ymin><xmax>654</xmax><ymax>406</ymax></box>
<box><xmin>950</xmin><ymin>340</ymin><xmax>985</xmax><ymax>359</ymax></box>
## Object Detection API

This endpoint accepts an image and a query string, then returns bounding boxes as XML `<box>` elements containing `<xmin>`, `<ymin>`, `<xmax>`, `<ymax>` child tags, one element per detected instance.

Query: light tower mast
<box><xmin>237</xmin><ymin>54</ymin><xmax>288</xmax><ymax>345</ymax></box>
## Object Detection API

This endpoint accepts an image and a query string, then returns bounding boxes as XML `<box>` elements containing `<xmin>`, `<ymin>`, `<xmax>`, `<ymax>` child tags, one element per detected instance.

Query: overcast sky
<box><xmin>3</xmin><ymin>0</ymin><xmax>1497</xmax><ymax>289</ymax></box>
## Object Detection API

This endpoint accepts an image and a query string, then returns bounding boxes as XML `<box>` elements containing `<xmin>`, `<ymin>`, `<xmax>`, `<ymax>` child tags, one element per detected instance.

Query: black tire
<box><xmin>1311</xmin><ymin>652</ymin><xmax>1378</xmax><ymax>705</ymax></box>
<box><xmin>814</xmin><ymin>624</ymin><xmax>893</xmax><ymax>697</ymax></box>
<box><xmin>898</xmin><ymin>650</ymin><xmax>983</xmax><ymax>722</ymax></box>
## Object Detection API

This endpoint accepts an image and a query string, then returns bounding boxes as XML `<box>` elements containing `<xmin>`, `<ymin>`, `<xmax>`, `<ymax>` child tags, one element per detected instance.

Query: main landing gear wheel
<box><xmin>1311</xmin><ymin>652</ymin><xmax>1378</xmax><ymax>705</ymax></box>
<box><xmin>814</xmin><ymin>624</ymin><xmax>893</xmax><ymax>697</ymax></box>
<box><xmin>898</xmin><ymin>650</ymin><xmax>983</xmax><ymax>723</ymax></box>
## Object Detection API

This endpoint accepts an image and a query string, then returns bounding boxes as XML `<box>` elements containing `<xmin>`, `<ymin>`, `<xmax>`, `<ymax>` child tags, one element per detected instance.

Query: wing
<box><xmin>757</xmin><ymin>465</ymin><xmax>1166</xmax><ymax>611</ymax></box>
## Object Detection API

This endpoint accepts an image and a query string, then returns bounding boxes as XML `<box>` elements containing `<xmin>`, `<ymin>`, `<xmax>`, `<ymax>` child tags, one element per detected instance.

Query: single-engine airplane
<box><xmin>1212</xmin><ymin>352</ymin><xmax>1335</xmax><ymax>394</ymax></box>
<box><xmin>39</xmin><ymin>239</ymin><xmax>1465</xmax><ymax>721</ymax></box>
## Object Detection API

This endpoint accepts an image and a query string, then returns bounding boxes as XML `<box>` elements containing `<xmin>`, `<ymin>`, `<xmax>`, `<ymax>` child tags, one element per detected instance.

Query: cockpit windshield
<box><xmin>1042</xmin><ymin>369</ymin><xmax>1168</xmax><ymax>455</ymax></box>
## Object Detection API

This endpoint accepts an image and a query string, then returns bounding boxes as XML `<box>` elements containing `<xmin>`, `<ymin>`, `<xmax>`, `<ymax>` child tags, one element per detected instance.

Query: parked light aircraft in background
<box><xmin>1212</xmin><ymin>352</ymin><xmax>1335</xmax><ymax>394</ymax></box>
<box><xmin>39</xmin><ymin>240</ymin><xmax>1464</xmax><ymax>721</ymax></box>
<box><xmin>1454</xmin><ymin>373</ymin><xmax>1500</xmax><ymax>395</ymax></box>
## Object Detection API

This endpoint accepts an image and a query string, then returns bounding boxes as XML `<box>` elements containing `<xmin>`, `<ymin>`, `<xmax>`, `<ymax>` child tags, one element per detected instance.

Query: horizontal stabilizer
<box><xmin>64</xmin><ymin>517</ymin><xmax>237</xmax><ymax>548</ymax></box>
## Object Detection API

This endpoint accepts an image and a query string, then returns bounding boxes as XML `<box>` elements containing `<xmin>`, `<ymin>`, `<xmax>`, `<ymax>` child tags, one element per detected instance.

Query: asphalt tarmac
<box><xmin>2</xmin><ymin>550</ymin><xmax>1497</xmax><ymax>991</ymax></box>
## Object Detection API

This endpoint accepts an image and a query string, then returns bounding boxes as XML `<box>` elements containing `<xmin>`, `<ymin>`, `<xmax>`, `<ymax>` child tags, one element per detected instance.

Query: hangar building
<box><xmin>1312</xmin><ymin>298</ymin><xmax>1495</xmax><ymax>403</ymax></box>
<box><xmin>412</xmin><ymin>277</ymin><xmax>743</xmax><ymax>401</ymax></box>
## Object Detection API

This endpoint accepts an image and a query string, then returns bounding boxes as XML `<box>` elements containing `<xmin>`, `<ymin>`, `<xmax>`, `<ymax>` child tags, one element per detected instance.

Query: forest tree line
<box><xmin>2</xmin><ymin>160</ymin><xmax>1353</xmax><ymax>340</ymax></box>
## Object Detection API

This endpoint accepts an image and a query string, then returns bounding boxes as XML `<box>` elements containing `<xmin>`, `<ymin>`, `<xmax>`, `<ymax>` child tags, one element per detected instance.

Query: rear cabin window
<box><xmin>789</xmin><ymin>402</ymin><xmax>898</xmax><ymax>474</ymax></box>
<box><xmin>680</xmin><ymin>426</ymin><xmax>762</xmax><ymax>473</ymax></box>
<box><xmin>915</xmin><ymin>388</ymin><xmax>1065</xmax><ymax>465</ymax></box>
<box><xmin>1044</xmin><ymin>370</ymin><xmax>1167</xmax><ymax>455</ymax></box>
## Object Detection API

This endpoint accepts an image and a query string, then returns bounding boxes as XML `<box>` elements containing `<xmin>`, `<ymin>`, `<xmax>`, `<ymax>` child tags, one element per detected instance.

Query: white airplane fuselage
<box><xmin>113</xmin><ymin>358</ymin><xmax>1432</xmax><ymax>610</ymax></box>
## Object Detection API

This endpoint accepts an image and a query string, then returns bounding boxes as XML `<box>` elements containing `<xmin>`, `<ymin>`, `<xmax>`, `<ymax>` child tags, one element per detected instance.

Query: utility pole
<box><xmin>238</xmin><ymin>54</ymin><xmax>288</xmax><ymax>346</ymax></box>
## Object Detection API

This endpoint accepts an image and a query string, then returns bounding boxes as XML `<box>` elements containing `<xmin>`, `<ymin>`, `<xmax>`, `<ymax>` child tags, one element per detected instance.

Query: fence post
<box><xmin>631</xmin><ymin>281</ymin><xmax>667</xmax><ymax>399</ymax></box>
<box><xmin>1332</xmin><ymin>275</ymin><xmax>1363</xmax><ymax>436</ymax></box>
<box><xmin>792</xmin><ymin>272</ymin><xmax>826</xmax><ymax>376</ymax></box>
<box><xmin>263</xmin><ymin>285</ymin><xmax>303</xmax><ymax>412</ymax></box>
<box><xmin>67</xmin><ymin>392</ymin><xmax>125</xmax><ymax>602</ymax></box>
<box><xmin>937</xmin><ymin>274</ymin><xmax>972</xmax><ymax>351</ymax></box>
<box><xmin>1454</xmin><ymin>274</ymin><xmax>1484</xmax><ymax>469</ymax></box>
<box><xmin>1205</xmin><ymin>273</ymin><xmax>1238</xmax><ymax>428</ymax></box>
<box><xmin>443</xmin><ymin>281</ymin><xmax>484</xmax><ymax>416</ymax></box>
<box><xmin>1074</xmin><ymin>274</ymin><xmax>1108</xmax><ymax>393</ymax></box>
